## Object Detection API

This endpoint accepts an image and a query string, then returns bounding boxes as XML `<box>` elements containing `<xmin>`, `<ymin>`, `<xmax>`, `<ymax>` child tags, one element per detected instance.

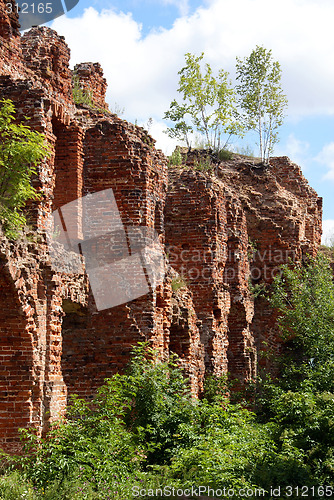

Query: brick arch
<box><xmin>0</xmin><ymin>270</ymin><xmax>35</xmax><ymax>453</ymax></box>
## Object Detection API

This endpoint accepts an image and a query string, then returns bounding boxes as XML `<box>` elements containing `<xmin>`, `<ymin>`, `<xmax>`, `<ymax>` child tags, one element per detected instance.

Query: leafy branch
<box><xmin>0</xmin><ymin>99</ymin><xmax>51</xmax><ymax>238</ymax></box>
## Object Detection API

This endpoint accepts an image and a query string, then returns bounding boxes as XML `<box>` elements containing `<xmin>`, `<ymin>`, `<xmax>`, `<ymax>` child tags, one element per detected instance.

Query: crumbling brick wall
<box><xmin>0</xmin><ymin>233</ymin><xmax>87</xmax><ymax>452</ymax></box>
<box><xmin>73</xmin><ymin>63</ymin><xmax>109</xmax><ymax>110</ymax></box>
<box><xmin>0</xmin><ymin>0</ymin><xmax>23</xmax><ymax>78</ymax></box>
<box><xmin>165</xmin><ymin>167</ymin><xmax>255</xmax><ymax>383</ymax></box>
<box><xmin>218</xmin><ymin>156</ymin><xmax>322</xmax><ymax>370</ymax></box>
<box><xmin>21</xmin><ymin>27</ymin><xmax>73</xmax><ymax>102</ymax></box>
<box><xmin>60</xmin><ymin>113</ymin><xmax>170</xmax><ymax>400</ymax></box>
<box><xmin>0</xmin><ymin>0</ymin><xmax>323</xmax><ymax>451</ymax></box>
<box><xmin>165</xmin><ymin>169</ymin><xmax>231</xmax><ymax>377</ymax></box>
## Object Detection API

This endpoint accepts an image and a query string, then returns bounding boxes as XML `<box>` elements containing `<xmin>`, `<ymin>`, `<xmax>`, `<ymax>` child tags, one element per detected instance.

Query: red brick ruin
<box><xmin>0</xmin><ymin>0</ymin><xmax>322</xmax><ymax>451</ymax></box>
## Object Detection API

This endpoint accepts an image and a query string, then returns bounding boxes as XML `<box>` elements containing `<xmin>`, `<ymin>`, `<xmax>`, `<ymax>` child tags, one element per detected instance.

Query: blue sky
<box><xmin>49</xmin><ymin>0</ymin><xmax>334</xmax><ymax>243</ymax></box>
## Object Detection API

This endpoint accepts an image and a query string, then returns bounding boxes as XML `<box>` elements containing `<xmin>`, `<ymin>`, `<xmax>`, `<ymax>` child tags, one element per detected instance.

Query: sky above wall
<box><xmin>50</xmin><ymin>0</ymin><xmax>334</xmax><ymax>244</ymax></box>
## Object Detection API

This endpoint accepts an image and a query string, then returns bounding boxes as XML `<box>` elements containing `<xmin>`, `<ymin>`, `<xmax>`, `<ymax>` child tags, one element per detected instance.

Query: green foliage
<box><xmin>171</xmin><ymin>274</ymin><xmax>187</xmax><ymax>291</ymax></box>
<box><xmin>269</xmin><ymin>254</ymin><xmax>334</xmax><ymax>392</ymax></box>
<box><xmin>193</xmin><ymin>154</ymin><xmax>212</xmax><ymax>172</ymax></box>
<box><xmin>0</xmin><ymin>99</ymin><xmax>50</xmax><ymax>239</ymax></box>
<box><xmin>163</xmin><ymin>99</ymin><xmax>193</xmax><ymax>148</ymax></box>
<box><xmin>203</xmin><ymin>373</ymin><xmax>229</xmax><ymax>403</ymax></box>
<box><xmin>13</xmin><ymin>344</ymin><xmax>199</xmax><ymax>490</ymax></box>
<box><xmin>257</xmin><ymin>386</ymin><xmax>334</xmax><ymax>487</ymax></box>
<box><xmin>236</xmin><ymin>45</ymin><xmax>288</xmax><ymax>164</ymax></box>
<box><xmin>218</xmin><ymin>148</ymin><xmax>233</xmax><ymax>160</ymax></box>
<box><xmin>19</xmin><ymin>385</ymin><xmax>146</xmax><ymax>490</ymax></box>
<box><xmin>169</xmin><ymin>403</ymin><xmax>270</xmax><ymax>491</ymax></box>
<box><xmin>122</xmin><ymin>345</ymin><xmax>198</xmax><ymax>464</ymax></box>
<box><xmin>167</xmin><ymin>148</ymin><xmax>184</xmax><ymax>167</ymax></box>
<box><xmin>72</xmin><ymin>75</ymin><xmax>94</xmax><ymax>107</ymax></box>
<box><xmin>248</xmin><ymin>237</ymin><xmax>258</xmax><ymax>260</ymax></box>
<box><xmin>1</xmin><ymin>333</ymin><xmax>334</xmax><ymax>498</ymax></box>
<box><xmin>248</xmin><ymin>279</ymin><xmax>266</xmax><ymax>299</ymax></box>
<box><xmin>0</xmin><ymin>470</ymin><xmax>100</xmax><ymax>499</ymax></box>
<box><xmin>164</xmin><ymin>48</ymin><xmax>287</xmax><ymax>161</ymax></box>
<box><xmin>255</xmin><ymin>254</ymin><xmax>334</xmax><ymax>489</ymax></box>
<box><xmin>164</xmin><ymin>52</ymin><xmax>242</xmax><ymax>152</ymax></box>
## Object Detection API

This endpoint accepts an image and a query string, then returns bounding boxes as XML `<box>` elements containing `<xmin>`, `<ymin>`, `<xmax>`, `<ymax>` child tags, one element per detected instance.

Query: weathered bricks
<box><xmin>0</xmin><ymin>0</ymin><xmax>322</xmax><ymax>451</ymax></box>
<box><xmin>73</xmin><ymin>63</ymin><xmax>109</xmax><ymax>111</ymax></box>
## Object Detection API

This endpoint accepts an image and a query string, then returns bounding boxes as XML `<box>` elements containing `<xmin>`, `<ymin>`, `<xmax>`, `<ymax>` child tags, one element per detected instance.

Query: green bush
<box><xmin>193</xmin><ymin>154</ymin><xmax>212</xmax><ymax>172</ymax></box>
<box><xmin>1</xmin><ymin>332</ymin><xmax>333</xmax><ymax>498</ymax></box>
<box><xmin>171</xmin><ymin>275</ymin><xmax>187</xmax><ymax>292</ymax></box>
<box><xmin>0</xmin><ymin>99</ymin><xmax>50</xmax><ymax>238</ymax></box>
<box><xmin>19</xmin><ymin>384</ymin><xmax>146</xmax><ymax>489</ymax></box>
<box><xmin>121</xmin><ymin>345</ymin><xmax>199</xmax><ymax>464</ymax></box>
<box><xmin>167</xmin><ymin>148</ymin><xmax>184</xmax><ymax>167</ymax></box>
<box><xmin>72</xmin><ymin>75</ymin><xmax>94</xmax><ymax>107</ymax></box>
<box><xmin>254</xmin><ymin>254</ymin><xmax>334</xmax><ymax>491</ymax></box>
<box><xmin>169</xmin><ymin>401</ymin><xmax>268</xmax><ymax>489</ymax></box>
<box><xmin>218</xmin><ymin>148</ymin><xmax>233</xmax><ymax>160</ymax></box>
<box><xmin>269</xmin><ymin>254</ymin><xmax>334</xmax><ymax>392</ymax></box>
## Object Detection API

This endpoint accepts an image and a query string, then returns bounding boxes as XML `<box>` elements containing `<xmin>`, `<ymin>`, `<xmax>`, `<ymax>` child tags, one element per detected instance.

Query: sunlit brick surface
<box><xmin>0</xmin><ymin>0</ymin><xmax>322</xmax><ymax>451</ymax></box>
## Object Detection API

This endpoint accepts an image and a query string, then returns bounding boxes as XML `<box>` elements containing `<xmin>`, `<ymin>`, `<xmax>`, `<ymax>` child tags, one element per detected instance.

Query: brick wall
<box><xmin>60</xmin><ymin>113</ymin><xmax>170</xmax><ymax>400</ymax></box>
<box><xmin>218</xmin><ymin>155</ymin><xmax>322</xmax><ymax>371</ymax></box>
<box><xmin>165</xmin><ymin>166</ymin><xmax>256</xmax><ymax>383</ymax></box>
<box><xmin>165</xmin><ymin>168</ymin><xmax>232</xmax><ymax>377</ymax></box>
<box><xmin>0</xmin><ymin>0</ymin><xmax>24</xmax><ymax>79</ymax></box>
<box><xmin>73</xmin><ymin>63</ymin><xmax>109</xmax><ymax>110</ymax></box>
<box><xmin>21</xmin><ymin>27</ymin><xmax>73</xmax><ymax>104</ymax></box>
<box><xmin>0</xmin><ymin>0</ymin><xmax>323</xmax><ymax>450</ymax></box>
<box><xmin>0</xmin><ymin>233</ymin><xmax>87</xmax><ymax>452</ymax></box>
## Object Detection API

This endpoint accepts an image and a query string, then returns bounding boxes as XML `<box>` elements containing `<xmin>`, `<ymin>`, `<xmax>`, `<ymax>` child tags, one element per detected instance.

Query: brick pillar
<box><xmin>0</xmin><ymin>272</ymin><xmax>41</xmax><ymax>453</ymax></box>
<box><xmin>52</xmin><ymin>118</ymin><xmax>84</xmax><ymax>240</ymax></box>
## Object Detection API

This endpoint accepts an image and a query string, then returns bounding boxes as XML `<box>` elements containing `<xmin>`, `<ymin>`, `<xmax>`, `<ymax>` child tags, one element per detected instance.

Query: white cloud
<box><xmin>161</xmin><ymin>0</ymin><xmax>190</xmax><ymax>16</ymax></box>
<box><xmin>315</xmin><ymin>142</ymin><xmax>334</xmax><ymax>181</ymax></box>
<box><xmin>322</xmin><ymin>219</ymin><xmax>334</xmax><ymax>246</ymax></box>
<box><xmin>51</xmin><ymin>0</ymin><xmax>334</xmax><ymax>150</ymax></box>
<box><xmin>278</xmin><ymin>134</ymin><xmax>310</xmax><ymax>170</ymax></box>
<box><xmin>139</xmin><ymin>117</ymin><xmax>178</xmax><ymax>155</ymax></box>
<box><xmin>149</xmin><ymin>120</ymin><xmax>178</xmax><ymax>155</ymax></box>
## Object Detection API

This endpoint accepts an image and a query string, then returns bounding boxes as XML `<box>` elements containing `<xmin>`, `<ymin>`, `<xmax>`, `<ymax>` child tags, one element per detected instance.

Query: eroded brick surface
<box><xmin>217</xmin><ymin>155</ymin><xmax>322</xmax><ymax>371</ymax></box>
<box><xmin>0</xmin><ymin>0</ymin><xmax>322</xmax><ymax>450</ymax></box>
<box><xmin>0</xmin><ymin>232</ymin><xmax>87</xmax><ymax>451</ymax></box>
<box><xmin>73</xmin><ymin>63</ymin><xmax>109</xmax><ymax>110</ymax></box>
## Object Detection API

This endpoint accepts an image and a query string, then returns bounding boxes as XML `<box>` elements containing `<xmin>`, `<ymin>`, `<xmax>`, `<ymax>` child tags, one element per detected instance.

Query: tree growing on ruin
<box><xmin>164</xmin><ymin>52</ymin><xmax>242</xmax><ymax>152</ymax></box>
<box><xmin>236</xmin><ymin>46</ymin><xmax>288</xmax><ymax>164</ymax></box>
<box><xmin>0</xmin><ymin>99</ymin><xmax>50</xmax><ymax>238</ymax></box>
